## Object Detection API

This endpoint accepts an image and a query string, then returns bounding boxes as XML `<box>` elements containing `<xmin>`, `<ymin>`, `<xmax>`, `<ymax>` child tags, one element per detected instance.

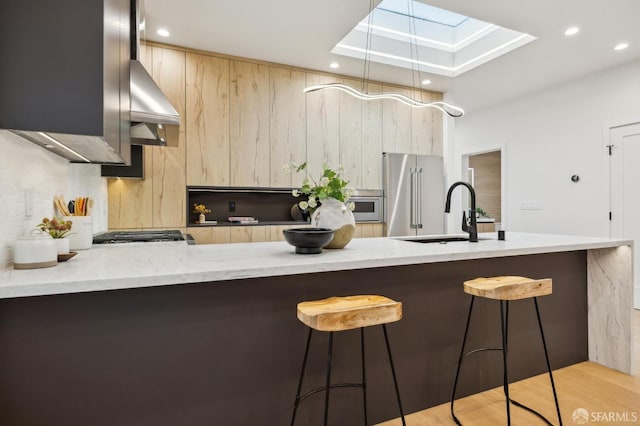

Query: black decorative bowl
<box><xmin>283</xmin><ymin>228</ymin><xmax>335</xmax><ymax>254</ymax></box>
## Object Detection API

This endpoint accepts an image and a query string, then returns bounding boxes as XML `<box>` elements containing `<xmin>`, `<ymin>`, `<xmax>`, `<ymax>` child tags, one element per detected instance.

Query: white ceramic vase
<box><xmin>55</xmin><ymin>238</ymin><xmax>70</xmax><ymax>255</ymax></box>
<box><xmin>311</xmin><ymin>197</ymin><xmax>356</xmax><ymax>249</ymax></box>
<box><xmin>199</xmin><ymin>213</ymin><xmax>205</xmax><ymax>224</ymax></box>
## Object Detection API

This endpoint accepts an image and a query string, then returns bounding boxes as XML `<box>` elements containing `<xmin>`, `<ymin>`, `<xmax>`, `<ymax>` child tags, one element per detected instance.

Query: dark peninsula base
<box><xmin>0</xmin><ymin>251</ymin><xmax>587</xmax><ymax>426</ymax></box>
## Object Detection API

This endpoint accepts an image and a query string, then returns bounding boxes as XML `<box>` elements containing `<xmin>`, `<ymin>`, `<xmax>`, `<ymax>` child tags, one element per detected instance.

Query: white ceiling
<box><xmin>145</xmin><ymin>0</ymin><xmax>640</xmax><ymax>112</ymax></box>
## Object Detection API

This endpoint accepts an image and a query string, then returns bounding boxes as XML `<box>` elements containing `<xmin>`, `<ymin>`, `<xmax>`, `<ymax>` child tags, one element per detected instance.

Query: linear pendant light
<box><xmin>304</xmin><ymin>0</ymin><xmax>465</xmax><ymax>118</ymax></box>
<box><xmin>303</xmin><ymin>83</ymin><xmax>464</xmax><ymax>117</ymax></box>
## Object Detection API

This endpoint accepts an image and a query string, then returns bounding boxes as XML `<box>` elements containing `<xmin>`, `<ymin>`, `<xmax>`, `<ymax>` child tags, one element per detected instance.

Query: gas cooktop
<box><xmin>93</xmin><ymin>230</ymin><xmax>185</xmax><ymax>244</ymax></box>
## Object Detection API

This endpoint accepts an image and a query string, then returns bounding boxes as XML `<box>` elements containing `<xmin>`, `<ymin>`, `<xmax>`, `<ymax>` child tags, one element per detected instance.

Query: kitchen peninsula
<box><xmin>0</xmin><ymin>233</ymin><xmax>633</xmax><ymax>426</ymax></box>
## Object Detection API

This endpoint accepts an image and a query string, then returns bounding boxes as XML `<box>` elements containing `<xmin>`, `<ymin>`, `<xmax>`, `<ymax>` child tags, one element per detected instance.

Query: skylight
<box><xmin>378</xmin><ymin>0</ymin><xmax>468</xmax><ymax>27</ymax></box>
<box><xmin>331</xmin><ymin>0</ymin><xmax>537</xmax><ymax>77</ymax></box>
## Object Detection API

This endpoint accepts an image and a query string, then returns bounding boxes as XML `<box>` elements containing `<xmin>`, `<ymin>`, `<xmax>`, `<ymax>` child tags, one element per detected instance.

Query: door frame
<box><xmin>603</xmin><ymin>116</ymin><xmax>640</xmax><ymax>238</ymax></box>
<box><xmin>604</xmin><ymin>117</ymin><xmax>640</xmax><ymax>309</ymax></box>
<box><xmin>460</xmin><ymin>144</ymin><xmax>507</xmax><ymax>230</ymax></box>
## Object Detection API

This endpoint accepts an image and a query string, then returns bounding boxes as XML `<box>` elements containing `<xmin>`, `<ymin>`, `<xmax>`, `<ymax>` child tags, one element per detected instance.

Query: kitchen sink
<box><xmin>394</xmin><ymin>235</ymin><xmax>490</xmax><ymax>244</ymax></box>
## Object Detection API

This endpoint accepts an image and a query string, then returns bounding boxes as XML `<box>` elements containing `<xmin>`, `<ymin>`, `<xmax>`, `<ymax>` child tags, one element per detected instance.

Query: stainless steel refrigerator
<box><xmin>383</xmin><ymin>153</ymin><xmax>445</xmax><ymax>236</ymax></box>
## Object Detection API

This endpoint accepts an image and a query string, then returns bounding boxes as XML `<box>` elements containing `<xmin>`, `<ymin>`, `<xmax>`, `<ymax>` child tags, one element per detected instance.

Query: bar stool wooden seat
<box><xmin>451</xmin><ymin>276</ymin><xmax>563</xmax><ymax>426</ymax></box>
<box><xmin>291</xmin><ymin>295</ymin><xmax>406</xmax><ymax>426</ymax></box>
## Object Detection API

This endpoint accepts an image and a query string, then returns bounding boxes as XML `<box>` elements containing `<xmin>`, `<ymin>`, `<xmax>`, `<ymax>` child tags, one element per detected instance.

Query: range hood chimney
<box><xmin>128</xmin><ymin>0</ymin><xmax>179</xmax><ymax>147</ymax></box>
<box><xmin>129</xmin><ymin>59</ymin><xmax>180</xmax><ymax>146</ymax></box>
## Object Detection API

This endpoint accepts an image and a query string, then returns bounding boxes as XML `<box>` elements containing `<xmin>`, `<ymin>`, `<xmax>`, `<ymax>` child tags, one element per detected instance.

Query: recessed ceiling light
<box><xmin>44</xmin><ymin>144</ymin><xmax>55</xmax><ymax>149</ymax></box>
<box><xmin>421</xmin><ymin>79</ymin><xmax>431</xmax><ymax>85</ymax></box>
<box><xmin>614</xmin><ymin>42</ymin><xmax>629</xmax><ymax>51</ymax></box>
<box><xmin>156</xmin><ymin>28</ymin><xmax>170</xmax><ymax>37</ymax></box>
<box><xmin>329</xmin><ymin>62</ymin><xmax>340</xmax><ymax>69</ymax></box>
<box><xmin>564</xmin><ymin>27</ymin><xmax>579</xmax><ymax>36</ymax></box>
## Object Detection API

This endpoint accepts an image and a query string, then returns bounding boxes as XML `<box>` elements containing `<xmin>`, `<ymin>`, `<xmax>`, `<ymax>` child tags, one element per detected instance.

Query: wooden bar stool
<box><xmin>290</xmin><ymin>295</ymin><xmax>406</xmax><ymax>426</ymax></box>
<box><xmin>450</xmin><ymin>276</ymin><xmax>563</xmax><ymax>426</ymax></box>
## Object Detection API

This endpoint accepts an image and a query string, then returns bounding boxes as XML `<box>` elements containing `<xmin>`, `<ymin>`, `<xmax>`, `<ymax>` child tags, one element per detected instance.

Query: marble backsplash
<box><xmin>0</xmin><ymin>130</ymin><xmax>107</xmax><ymax>269</ymax></box>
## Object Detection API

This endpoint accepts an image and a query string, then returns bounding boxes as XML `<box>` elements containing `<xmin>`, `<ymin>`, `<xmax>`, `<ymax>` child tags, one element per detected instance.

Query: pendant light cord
<box><xmin>407</xmin><ymin>0</ymin><xmax>423</xmax><ymax>103</ymax></box>
<box><xmin>361</xmin><ymin>0</ymin><xmax>375</xmax><ymax>94</ymax></box>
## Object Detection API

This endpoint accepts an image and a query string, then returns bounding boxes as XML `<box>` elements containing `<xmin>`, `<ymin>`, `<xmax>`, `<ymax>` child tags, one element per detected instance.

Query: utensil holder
<box><xmin>64</xmin><ymin>216</ymin><xmax>93</xmax><ymax>250</ymax></box>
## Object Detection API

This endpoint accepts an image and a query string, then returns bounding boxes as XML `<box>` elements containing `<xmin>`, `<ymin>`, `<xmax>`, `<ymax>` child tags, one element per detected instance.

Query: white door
<box><xmin>609</xmin><ymin>122</ymin><xmax>640</xmax><ymax>309</ymax></box>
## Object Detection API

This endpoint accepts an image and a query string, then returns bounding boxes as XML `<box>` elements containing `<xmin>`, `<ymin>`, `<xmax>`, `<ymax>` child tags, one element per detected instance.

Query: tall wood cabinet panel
<box><xmin>269</xmin><ymin>67</ymin><xmax>306</xmax><ymax>187</ymax></box>
<box><xmin>382</xmin><ymin>85</ymin><xmax>412</xmax><ymax>154</ymax></box>
<box><xmin>185</xmin><ymin>53</ymin><xmax>230</xmax><ymax>186</ymax></box>
<box><xmin>339</xmin><ymin>78</ymin><xmax>363</xmax><ymax>190</ymax></box>
<box><xmin>229</xmin><ymin>61</ymin><xmax>270</xmax><ymax>187</ymax></box>
<box><xmin>151</xmin><ymin>47</ymin><xmax>186</xmax><ymax>228</ymax></box>
<box><xmin>107</xmin><ymin>176</ymin><xmax>153</xmax><ymax>229</ymax></box>
<box><xmin>107</xmin><ymin>45</ymin><xmax>154</xmax><ymax>229</ymax></box>
<box><xmin>305</xmin><ymin>73</ymin><xmax>340</xmax><ymax>181</ymax></box>
<box><xmin>412</xmin><ymin>90</ymin><xmax>443</xmax><ymax>156</ymax></box>
<box><xmin>361</xmin><ymin>82</ymin><xmax>383</xmax><ymax>189</ymax></box>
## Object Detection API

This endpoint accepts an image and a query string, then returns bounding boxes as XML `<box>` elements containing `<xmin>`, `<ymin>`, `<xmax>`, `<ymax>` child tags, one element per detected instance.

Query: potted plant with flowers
<box><xmin>193</xmin><ymin>203</ymin><xmax>211</xmax><ymax>224</ymax></box>
<box><xmin>38</xmin><ymin>217</ymin><xmax>73</xmax><ymax>254</ymax></box>
<box><xmin>286</xmin><ymin>162</ymin><xmax>356</xmax><ymax>249</ymax></box>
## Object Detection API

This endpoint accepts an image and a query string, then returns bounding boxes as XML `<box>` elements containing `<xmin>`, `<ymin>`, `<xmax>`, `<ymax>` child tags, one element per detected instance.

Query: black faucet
<box><xmin>445</xmin><ymin>181</ymin><xmax>478</xmax><ymax>242</ymax></box>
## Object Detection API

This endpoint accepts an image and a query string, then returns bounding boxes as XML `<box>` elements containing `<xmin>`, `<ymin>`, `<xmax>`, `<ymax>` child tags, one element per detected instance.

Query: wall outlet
<box><xmin>520</xmin><ymin>200</ymin><xmax>542</xmax><ymax>210</ymax></box>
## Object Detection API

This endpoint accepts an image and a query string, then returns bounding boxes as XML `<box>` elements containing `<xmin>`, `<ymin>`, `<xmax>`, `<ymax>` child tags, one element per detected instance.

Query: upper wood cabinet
<box><xmin>361</xmin><ymin>82</ymin><xmax>383</xmax><ymax>189</ymax></box>
<box><xmin>339</xmin><ymin>77</ymin><xmax>364</xmax><ymax>190</ymax></box>
<box><xmin>186</xmin><ymin>53</ymin><xmax>230</xmax><ymax>186</ymax></box>
<box><xmin>269</xmin><ymin>67</ymin><xmax>306</xmax><ymax>187</ymax></box>
<box><xmin>305</xmin><ymin>73</ymin><xmax>340</xmax><ymax>182</ymax></box>
<box><xmin>412</xmin><ymin>89</ymin><xmax>443</xmax><ymax>156</ymax></box>
<box><xmin>151</xmin><ymin>47</ymin><xmax>187</xmax><ymax>228</ymax></box>
<box><xmin>230</xmin><ymin>61</ymin><xmax>270</xmax><ymax>187</ymax></box>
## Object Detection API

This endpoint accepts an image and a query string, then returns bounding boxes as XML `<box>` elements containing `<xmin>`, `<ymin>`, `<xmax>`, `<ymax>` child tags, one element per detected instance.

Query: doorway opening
<box><xmin>461</xmin><ymin>148</ymin><xmax>504</xmax><ymax>232</ymax></box>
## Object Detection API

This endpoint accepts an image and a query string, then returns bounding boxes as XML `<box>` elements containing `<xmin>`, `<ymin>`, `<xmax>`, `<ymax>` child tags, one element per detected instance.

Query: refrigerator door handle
<box><xmin>417</xmin><ymin>168</ymin><xmax>423</xmax><ymax>229</ymax></box>
<box><xmin>409</xmin><ymin>168</ymin><xmax>415</xmax><ymax>229</ymax></box>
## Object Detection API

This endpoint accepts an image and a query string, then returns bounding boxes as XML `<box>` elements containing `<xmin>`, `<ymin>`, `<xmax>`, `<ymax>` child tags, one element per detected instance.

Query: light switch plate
<box><xmin>24</xmin><ymin>188</ymin><xmax>34</xmax><ymax>217</ymax></box>
<box><xmin>520</xmin><ymin>200</ymin><xmax>542</xmax><ymax>210</ymax></box>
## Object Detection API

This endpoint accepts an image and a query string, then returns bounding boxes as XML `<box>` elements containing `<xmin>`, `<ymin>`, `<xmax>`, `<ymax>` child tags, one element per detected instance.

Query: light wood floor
<box><xmin>377</xmin><ymin>310</ymin><xmax>640</xmax><ymax>425</ymax></box>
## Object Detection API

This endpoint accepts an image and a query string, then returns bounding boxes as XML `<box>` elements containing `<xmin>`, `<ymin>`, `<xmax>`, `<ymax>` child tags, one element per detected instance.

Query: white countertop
<box><xmin>0</xmin><ymin>232</ymin><xmax>631</xmax><ymax>299</ymax></box>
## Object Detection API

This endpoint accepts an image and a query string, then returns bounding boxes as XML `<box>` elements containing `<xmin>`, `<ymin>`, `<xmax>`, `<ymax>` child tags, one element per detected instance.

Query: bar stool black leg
<box><xmin>500</xmin><ymin>300</ymin><xmax>511</xmax><ymax>426</ymax></box>
<box><xmin>451</xmin><ymin>295</ymin><xmax>476</xmax><ymax>425</ymax></box>
<box><xmin>361</xmin><ymin>327</ymin><xmax>368</xmax><ymax>426</ymax></box>
<box><xmin>534</xmin><ymin>297</ymin><xmax>563</xmax><ymax>426</ymax></box>
<box><xmin>291</xmin><ymin>328</ymin><xmax>314</xmax><ymax>426</ymax></box>
<box><xmin>323</xmin><ymin>331</ymin><xmax>334</xmax><ymax>426</ymax></box>
<box><xmin>382</xmin><ymin>324</ymin><xmax>406</xmax><ymax>426</ymax></box>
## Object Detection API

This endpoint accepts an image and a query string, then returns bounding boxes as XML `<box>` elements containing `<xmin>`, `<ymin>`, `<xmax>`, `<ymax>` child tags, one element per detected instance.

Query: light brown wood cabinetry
<box><xmin>107</xmin><ymin>42</ymin><xmax>444</xmax><ymax>237</ymax></box>
<box><xmin>190</xmin><ymin>223</ymin><xmax>383</xmax><ymax>245</ymax></box>
<box><xmin>230</xmin><ymin>61</ymin><xmax>270</xmax><ymax>187</ymax></box>
<box><xmin>151</xmin><ymin>47</ymin><xmax>187</xmax><ymax>228</ymax></box>
<box><xmin>382</xmin><ymin>84</ymin><xmax>412</xmax><ymax>154</ymax></box>
<box><xmin>361</xmin><ymin>82</ymin><xmax>383</xmax><ymax>189</ymax></box>
<box><xmin>185</xmin><ymin>53</ymin><xmax>230</xmax><ymax>186</ymax></box>
<box><xmin>354</xmin><ymin>223</ymin><xmax>384</xmax><ymax>238</ymax></box>
<box><xmin>269</xmin><ymin>67</ymin><xmax>306</xmax><ymax>187</ymax></box>
<box><xmin>477</xmin><ymin>222</ymin><xmax>496</xmax><ymax>233</ymax></box>
<box><xmin>412</xmin><ymin>89</ymin><xmax>443</xmax><ymax>156</ymax></box>
<box><xmin>305</xmin><ymin>73</ymin><xmax>340</xmax><ymax>180</ymax></box>
<box><xmin>339</xmin><ymin>77</ymin><xmax>363</xmax><ymax>190</ymax></box>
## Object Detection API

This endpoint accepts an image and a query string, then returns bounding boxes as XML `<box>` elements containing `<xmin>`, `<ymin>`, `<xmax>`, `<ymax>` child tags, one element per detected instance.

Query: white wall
<box><xmin>0</xmin><ymin>131</ymin><xmax>107</xmax><ymax>269</ymax></box>
<box><xmin>452</xmin><ymin>59</ymin><xmax>640</xmax><ymax>237</ymax></box>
